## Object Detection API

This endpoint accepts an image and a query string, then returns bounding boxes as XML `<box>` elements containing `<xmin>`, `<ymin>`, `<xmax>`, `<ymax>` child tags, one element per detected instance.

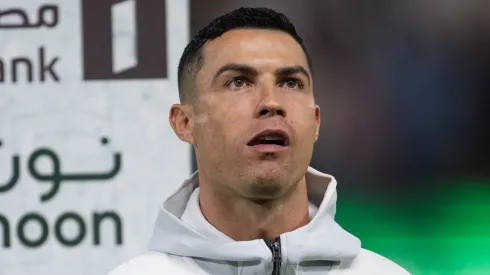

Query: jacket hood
<box><xmin>148</xmin><ymin>166</ymin><xmax>361</xmax><ymax>266</ymax></box>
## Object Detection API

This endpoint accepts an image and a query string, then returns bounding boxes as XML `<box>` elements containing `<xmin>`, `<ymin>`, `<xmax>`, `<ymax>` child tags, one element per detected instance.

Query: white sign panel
<box><xmin>0</xmin><ymin>1</ymin><xmax>191</xmax><ymax>274</ymax></box>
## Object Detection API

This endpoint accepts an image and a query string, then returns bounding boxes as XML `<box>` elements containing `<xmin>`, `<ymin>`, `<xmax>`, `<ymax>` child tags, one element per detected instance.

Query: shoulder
<box><xmin>106</xmin><ymin>251</ymin><xmax>207</xmax><ymax>275</ymax></box>
<box><xmin>336</xmin><ymin>249</ymin><xmax>411</xmax><ymax>275</ymax></box>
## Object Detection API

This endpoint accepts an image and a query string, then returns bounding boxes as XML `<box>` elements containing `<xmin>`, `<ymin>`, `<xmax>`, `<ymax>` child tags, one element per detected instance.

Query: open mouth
<box><xmin>247</xmin><ymin>130</ymin><xmax>290</xmax><ymax>147</ymax></box>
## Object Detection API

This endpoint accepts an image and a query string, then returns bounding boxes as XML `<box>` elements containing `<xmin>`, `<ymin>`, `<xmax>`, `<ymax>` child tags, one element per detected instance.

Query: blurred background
<box><xmin>191</xmin><ymin>1</ymin><xmax>490</xmax><ymax>274</ymax></box>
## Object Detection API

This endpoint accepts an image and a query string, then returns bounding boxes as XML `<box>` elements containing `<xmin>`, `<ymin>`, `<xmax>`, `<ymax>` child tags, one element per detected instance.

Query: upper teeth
<box><xmin>259</xmin><ymin>136</ymin><xmax>282</xmax><ymax>141</ymax></box>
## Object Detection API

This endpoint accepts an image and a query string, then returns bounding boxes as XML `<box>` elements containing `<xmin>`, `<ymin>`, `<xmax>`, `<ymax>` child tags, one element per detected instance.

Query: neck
<box><xmin>198</xmin><ymin>176</ymin><xmax>310</xmax><ymax>241</ymax></box>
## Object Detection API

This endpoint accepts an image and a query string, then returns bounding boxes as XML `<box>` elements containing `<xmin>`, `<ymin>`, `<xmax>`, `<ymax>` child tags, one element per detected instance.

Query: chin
<box><xmin>242</xmin><ymin>166</ymin><xmax>288</xmax><ymax>200</ymax></box>
<box><xmin>247</xmin><ymin>180</ymin><xmax>283</xmax><ymax>200</ymax></box>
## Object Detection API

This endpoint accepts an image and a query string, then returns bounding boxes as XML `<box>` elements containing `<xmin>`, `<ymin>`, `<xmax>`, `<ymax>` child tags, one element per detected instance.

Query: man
<box><xmin>108</xmin><ymin>7</ymin><xmax>410</xmax><ymax>275</ymax></box>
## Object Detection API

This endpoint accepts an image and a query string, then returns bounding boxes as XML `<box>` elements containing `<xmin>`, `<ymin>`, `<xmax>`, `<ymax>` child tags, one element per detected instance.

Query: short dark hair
<box><xmin>177</xmin><ymin>7</ymin><xmax>312</xmax><ymax>104</ymax></box>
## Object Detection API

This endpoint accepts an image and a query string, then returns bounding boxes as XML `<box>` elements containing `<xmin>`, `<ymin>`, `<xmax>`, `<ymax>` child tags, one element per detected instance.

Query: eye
<box><xmin>280</xmin><ymin>78</ymin><xmax>303</xmax><ymax>90</ymax></box>
<box><xmin>227</xmin><ymin>77</ymin><xmax>250</xmax><ymax>90</ymax></box>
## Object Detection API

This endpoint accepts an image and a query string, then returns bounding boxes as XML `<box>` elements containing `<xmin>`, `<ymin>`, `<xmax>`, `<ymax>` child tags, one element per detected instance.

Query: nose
<box><xmin>258</xmin><ymin>104</ymin><xmax>285</xmax><ymax>118</ymax></box>
<box><xmin>256</xmin><ymin>86</ymin><xmax>286</xmax><ymax>118</ymax></box>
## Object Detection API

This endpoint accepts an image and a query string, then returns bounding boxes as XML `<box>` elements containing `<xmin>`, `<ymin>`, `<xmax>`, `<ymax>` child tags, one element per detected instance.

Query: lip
<box><xmin>246</xmin><ymin>129</ymin><xmax>290</xmax><ymax>153</ymax></box>
<box><xmin>247</xmin><ymin>143</ymin><xmax>289</xmax><ymax>153</ymax></box>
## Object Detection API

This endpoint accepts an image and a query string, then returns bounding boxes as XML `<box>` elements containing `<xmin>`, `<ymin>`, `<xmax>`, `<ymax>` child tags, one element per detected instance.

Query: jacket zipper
<box><xmin>264</xmin><ymin>237</ymin><xmax>282</xmax><ymax>275</ymax></box>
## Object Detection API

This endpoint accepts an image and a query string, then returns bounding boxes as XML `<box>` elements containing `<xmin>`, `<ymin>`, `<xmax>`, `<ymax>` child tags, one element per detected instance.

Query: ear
<box><xmin>169</xmin><ymin>104</ymin><xmax>196</xmax><ymax>145</ymax></box>
<box><xmin>314</xmin><ymin>104</ymin><xmax>321</xmax><ymax>141</ymax></box>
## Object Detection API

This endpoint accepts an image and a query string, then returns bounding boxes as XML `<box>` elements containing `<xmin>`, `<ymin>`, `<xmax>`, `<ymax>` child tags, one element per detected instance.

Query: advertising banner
<box><xmin>0</xmin><ymin>1</ymin><xmax>191</xmax><ymax>274</ymax></box>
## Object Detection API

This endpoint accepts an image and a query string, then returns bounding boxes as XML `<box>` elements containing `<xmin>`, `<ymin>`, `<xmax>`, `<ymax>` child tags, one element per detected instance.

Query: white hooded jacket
<box><xmin>107</xmin><ymin>167</ymin><xmax>410</xmax><ymax>275</ymax></box>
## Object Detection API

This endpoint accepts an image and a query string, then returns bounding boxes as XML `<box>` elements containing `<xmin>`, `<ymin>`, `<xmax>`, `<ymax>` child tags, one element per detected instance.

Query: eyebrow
<box><xmin>212</xmin><ymin>64</ymin><xmax>259</xmax><ymax>84</ymax></box>
<box><xmin>275</xmin><ymin>66</ymin><xmax>311</xmax><ymax>84</ymax></box>
<box><xmin>212</xmin><ymin>63</ymin><xmax>311</xmax><ymax>85</ymax></box>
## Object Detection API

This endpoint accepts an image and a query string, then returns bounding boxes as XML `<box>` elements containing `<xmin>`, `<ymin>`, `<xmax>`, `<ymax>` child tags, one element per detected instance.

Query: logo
<box><xmin>0</xmin><ymin>136</ymin><xmax>124</xmax><ymax>248</ymax></box>
<box><xmin>0</xmin><ymin>5</ymin><xmax>61</xmax><ymax>84</ymax></box>
<box><xmin>81</xmin><ymin>0</ymin><xmax>168</xmax><ymax>80</ymax></box>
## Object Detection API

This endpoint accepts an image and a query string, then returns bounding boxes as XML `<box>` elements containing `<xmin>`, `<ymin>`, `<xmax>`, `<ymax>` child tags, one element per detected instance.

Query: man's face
<box><xmin>190</xmin><ymin>29</ymin><xmax>320</xmax><ymax>200</ymax></box>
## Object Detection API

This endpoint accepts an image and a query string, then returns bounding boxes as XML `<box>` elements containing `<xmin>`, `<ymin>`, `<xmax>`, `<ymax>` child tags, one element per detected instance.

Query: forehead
<box><xmin>199</xmin><ymin>29</ymin><xmax>309</xmax><ymax>74</ymax></box>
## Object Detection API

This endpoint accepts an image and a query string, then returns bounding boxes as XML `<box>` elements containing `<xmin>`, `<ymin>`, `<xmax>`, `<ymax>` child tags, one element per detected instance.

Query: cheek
<box><xmin>223</xmin><ymin>96</ymin><xmax>254</xmax><ymax>120</ymax></box>
<box><xmin>197</xmin><ymin>112</ymin><xmax>241</xmax><ymax>149</ymax></box>
<box><xmin>215</xmin><ymin>96</ymin><xmax>253</xmax><ymax>134</ymax></box>
<box><xmin>194</xmin><ymin>98</ymin><xmax>249</xmax><ymax>153</ymax></box>
<box><xmin>194</xmin><ymin>113</ymin><xmax>209</xmax><ymax>127</ymax></box>
<box><xmin>291</xmin><ymin>106</ymin><xmax>317</xmax><ymax>138</ymax></box>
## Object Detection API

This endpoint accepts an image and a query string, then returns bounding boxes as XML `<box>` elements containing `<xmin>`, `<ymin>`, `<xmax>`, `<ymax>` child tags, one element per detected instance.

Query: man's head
<box><xmin>169</xmin><ymin>7</ymin><xmax>320</xmax><ymax>201</ymax></box>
